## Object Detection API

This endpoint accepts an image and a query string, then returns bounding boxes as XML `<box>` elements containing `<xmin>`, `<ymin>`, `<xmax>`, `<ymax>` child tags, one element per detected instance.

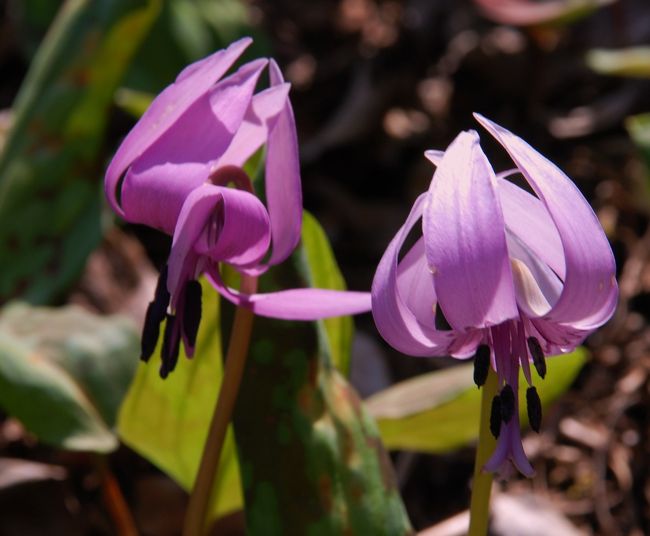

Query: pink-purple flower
<box><xmin>371</xmin><ymin>114</ymin><xmax>617</xmax><ymax>475</ymax></box>
<box><xmin>105</xmin><ymin>38</ymin><xmax>370</xmax><ymax>377</ymax></box>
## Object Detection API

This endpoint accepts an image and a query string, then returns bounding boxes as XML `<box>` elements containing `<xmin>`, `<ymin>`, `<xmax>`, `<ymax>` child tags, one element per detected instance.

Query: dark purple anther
<box><xmin>526</xmin><ymin>386</ymin><xmax>542</xmax><ymax>433</ymax></box>
<box><xmin>182</xmin><ymin>280</ymin><xmax>203</xmax><ymax>347</ymax></box>
<box><xmin>490</xmin><ymin>395</ymin><xmax>502</xmax><ymax>439</ymax></box>
<box><xmin>500</xmin><ymin>384</ymin><xmax>515</xmax><ymax>423</ymax></box>
<box><xmin>473</xmin><ymin>344</ymin><xmax>491</xmax><ymax>387</ymax></box>
<box><xmin>527</xmin><ymin>337</ymin><xmax>546</xmax><ymax>379</ymax></box>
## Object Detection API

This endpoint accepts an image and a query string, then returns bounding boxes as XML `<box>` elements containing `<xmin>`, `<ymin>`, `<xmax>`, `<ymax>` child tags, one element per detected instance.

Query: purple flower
<box><xmin>105</xmin><ymin>38</ymin><xmax>370</xmax><ymax>376</ymax></box>
<box><xmin>371</xmin><ymin>114</ymin><xmax>617</xmax><ymax>476</ymax></box>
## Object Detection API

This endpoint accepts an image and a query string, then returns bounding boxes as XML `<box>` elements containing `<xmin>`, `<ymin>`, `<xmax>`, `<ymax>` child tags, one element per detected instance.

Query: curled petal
<box><xmin>371</xmin><ymin>195</ymin><xmax>455</xmax><ymax>356</ymax></box>
<box><xmin>217</xmin><ymin>82</ymin><xmax>292</xmax><ymax>168</ymax></box>
<box><xmin>120</xmin><ymin>162</ymin><xmax>208</xmax><ymax>234</ymax></box>
<box><xmin>475</xmin><ymin>113</ymin><xmax>618</xmax><ymax>329</ymax></box>
<box><xmin>498</xmin><ymin>178</ymin><xmax>565</xmax><ymax>280</ymax></box>
<box><xmin>131</xmin><ymin>59</ymin><xmax>267</xmax><ymax>174</ymax></box>
<box><xmin>396</xmin><ymin>237</ymin><xmax>437</xmax><ymax>329</ymax></box>
<box><xmin>262</xmin><ymin>59</ymin><xmax>303</xmax><ymax>268</ymax></box>
<box><xmin>105</xmin><ymin>37</ymin><xmax>252</xmax><ymax>216</ymax></box>
<box><xmin>424</xmin><ymin>130</ymin><xmax>518</xmax><ymax>330</ymax></box>
<box><xmin>208</xmin><ymin>268</ymin><xmax>371</xmax><ymax>320</ymax></box>
<box><xmin>167</xmin><ymin>184</ymin><xmax>270</xmax><ymax>302</ymax></box>
<box><xmin>424</xmin><ymin>149</ymin><xmax>444</xmax><ymax>166</ymax></box>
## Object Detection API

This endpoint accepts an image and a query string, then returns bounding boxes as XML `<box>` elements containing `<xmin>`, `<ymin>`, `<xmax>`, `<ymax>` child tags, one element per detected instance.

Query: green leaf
<box><xmin>123</xmin><ymin>0</ymin><xmax>268</xmax><ymax>94</ymax></box>
<box><xmin>0</xmin><ymin>0</ymin><xmax>160</xmax><ymax>304</ymax></box>
<box><xmin>0</xmin><ymin>302</ymin><xmax>139</xmax><ymax>452</ymax></box>
<box><xmin>586</xmin><ymin>47</ymin><xmax>650</xmax><ymax>78</ymax></box>
<box><xmin>229</xmin><ymin>218</ymin><xmax>412</xmax><ymax>534</ymax></box>
<box><xmin>295</xmin><ymin>211</ymin><xmax>354</xmax><ymax>375</ymax></box>
<box><xmin>117</xmin><ymin>278</ymin><xmax>243</xmax><ymax>520</ymax></box>
<box><xmin>114</xmin><ymin>88</ymin><xmax>154</xmax><ymax>119</ymax></box>
<box><xmin>367</xmin><ymin>348</ymin><xmax>587</xmax><ymax>453</ymax></box>
<box><xmin>626</xmin><ymin>112</ymin><xmax>650</xmax><ymax>166</ymax></box>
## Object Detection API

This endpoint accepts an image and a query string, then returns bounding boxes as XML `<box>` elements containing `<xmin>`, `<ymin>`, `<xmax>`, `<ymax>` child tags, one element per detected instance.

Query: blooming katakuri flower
<box><xmin>105</xmin><ymin>38</ymin><xmax>370</xmax><ymax>377</ymax></box>
<box><xmin>371</xmin><ymin>114</ymin><xmax>617</xmax><ymax>475</ymax></box>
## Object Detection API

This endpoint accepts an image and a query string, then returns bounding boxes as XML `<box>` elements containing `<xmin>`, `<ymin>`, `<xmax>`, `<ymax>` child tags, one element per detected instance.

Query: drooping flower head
<box><xmin>105</xmin><ymin>38</ymin><xmax>370</xmax><ymax>377</ymax></box>
<box><xmin>371</xmin><ymin>114</ymin><xmax>617</xmax><ymax>475</ymax></box>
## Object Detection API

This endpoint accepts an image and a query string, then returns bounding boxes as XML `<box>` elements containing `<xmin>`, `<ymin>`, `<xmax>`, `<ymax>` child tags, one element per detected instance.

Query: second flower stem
<box><xmin>183</xmin><ymin>275</ymin><xmax>258</xmax><ymax>536</ymax></box>
<box><xmin>468</xmin><ymin>366</ymin><xmax>498</xmax><ymax>536</ymax></box>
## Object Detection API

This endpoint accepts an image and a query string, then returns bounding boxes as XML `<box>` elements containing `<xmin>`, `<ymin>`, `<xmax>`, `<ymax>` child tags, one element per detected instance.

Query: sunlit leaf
<box><xmin>0</xmin><ymin>303</ymin><xmax>139</xmax><ymax>452</ymax></box>
<box><xmin>367</xmin><ymin>348</ymin><xmax>587</xmax><ymax>453</ymax></box>
<box><xmin>117</xmin><ymin>278</ymin><xmax>242</xmax><ymax>520</ymax></box>
<box><xmin>587</xmin><ymin>47</ymin><xmax>650</xmax><ymax>78</ymax></box>
<box><xmin>114</xmin><ymin>88</ymin><xmax>154</xmax><ymax>119</ymax></box>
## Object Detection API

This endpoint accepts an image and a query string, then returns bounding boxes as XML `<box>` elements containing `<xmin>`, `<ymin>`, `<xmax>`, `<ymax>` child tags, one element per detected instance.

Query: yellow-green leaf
<box><xmin>367</xmin><ymin>348</ymin><xmax>587</xmax><ymax>453</ymax></box>
<box><xmin>587</xmin><ymin>47</ymin><xmax>650</xmax><ymax>78</ymax></box>
<box><xmin>117</xmin><ymin>278</ymin><xmax>242</xmax><ymax>520</ymax></box>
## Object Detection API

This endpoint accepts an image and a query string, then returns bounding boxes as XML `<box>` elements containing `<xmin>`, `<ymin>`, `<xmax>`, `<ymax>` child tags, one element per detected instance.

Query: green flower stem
<box><xmin>468</xmin><ymin>367</ymin><xmax>498</xmax><ymax>536</ymax></box>
<box><xmin>183</xmin><ymin>275</ymin><xmax>258</xmax><ymax>536</ymax></box>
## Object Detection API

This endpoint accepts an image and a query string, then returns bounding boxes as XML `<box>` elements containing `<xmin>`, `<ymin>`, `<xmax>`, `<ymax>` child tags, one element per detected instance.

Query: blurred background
<box><xmin>0</xmin><ymin>0</ymin><xmax>649</xmax><ymax>534</ymax></box>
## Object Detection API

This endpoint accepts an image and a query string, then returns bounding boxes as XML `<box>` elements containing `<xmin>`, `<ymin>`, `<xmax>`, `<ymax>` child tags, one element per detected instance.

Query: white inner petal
<box><xmin>510</xmin><ymin>258</ymin><xmax>557</xmax><ymax>317</ymax></box>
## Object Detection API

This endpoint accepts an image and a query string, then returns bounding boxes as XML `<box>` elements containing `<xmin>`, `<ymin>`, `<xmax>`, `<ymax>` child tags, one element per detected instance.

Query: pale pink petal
<box><xmin>262</xmin><ymin>59</ymin><xmax>302</xmax><ymax>267</ymax></box>
<box><xmin>207</xmin><ymin>268</ymin><xmax>371</xmax><ymax>320</ymax></box>
<box><xmin>424</xmin><ymin>130</ymin><xmax>519</xmax><ymax>330</ymax></box>
<box><xmin>217</xmin><ymin>83</ymin><xmax>292</xmax><ymax>168</ymax></box>
<box><xmin>498</xmin><ymin>178</ymin><xmax>565</xmax><ymax>279</ymax></box>
<box><xmin>371</xmin><ymin>195</ymin><xmax>456</xmax><ymax>356</ymax></box>
<box><xmin>475</xmin><ymin>113</ymin><xmax>618</xmax><ymax>330</ymax></box>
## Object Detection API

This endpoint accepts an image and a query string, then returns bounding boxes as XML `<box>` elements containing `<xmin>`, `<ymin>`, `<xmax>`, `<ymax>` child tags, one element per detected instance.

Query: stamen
<box><xmin>527</xmin><ymin>336</ymin><xmax>547</xmax><ymax>379</ymax></box>
<box><xmin>153</xmin><ymin>265</ymin><xmax>171</xmax><ymax>310</ymax></box>
<box><xmin>500</xmin><ymin>384</ymin><xmax>515</xmax><ymax>423</ymax></box>
<box><xmin>526</xmin><ymin>386</ymin><xmax>542</xmax><ymax>433</ymax></box>
<box><xmin>473</xmin><ymin>344</ymin><xmax>491</xmax><ymax>387</ymax></box>
<box><xmin>434</xmin><ymin>304</ymin><xmax>452</xmax><ymax>331</ymax></box>
<box><xmin>141</xmin><ymin>302</ymin><xmax>162</xmax><ymax>362</ymax></box>
<box><xmin>140</xmin><ymin>265</ymin><xmax>172</xmax><ymax>363</ymax></box>
<box><xmin>490</xmin><ymin>395</ymin><xmax>502</xmax><ymax>438</ymax></box>
<box><xmin>182</xmin><ymin>280</ymin><xmax>203</xmax><ymax>347</ymax></box>
<box><xmin>160</xmin><ymin>314</ymin><xmax>180</xmax><ymax>379</ymax></box>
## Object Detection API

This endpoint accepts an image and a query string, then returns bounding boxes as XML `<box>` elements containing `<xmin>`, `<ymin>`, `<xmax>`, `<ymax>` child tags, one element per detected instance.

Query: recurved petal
<box><xmin>261</xmin><ymin>59</ymin><xmax>303</xmax><ymax>267</ymax></box>
<box><xmin>130</xmin><ymin>59</ymin><xmax>267</xmax><ymax>174</ymax></box>
<box><xmin>216</xmin><ymin>82</ymin><xmax>292</xmax><ymax>168</ymax></box>
<box><xmin>167</xmin><ymin>183</ymin><xmax>270</xmax><ymax>303</ymax></box>
<box><xmin>475</xmin><ymin>113</ymin><xmax>618</xmax><ymax>329</ymax></box>
<box><xmin>371</xmin><ymin>194</ymin><xmax>455</xmax><ymax>356</ymax></box>
<box><xmin>105</xmin><ymin>37</ymin><xmax>252</xmax><ymax>216</ymax></box>
<box><xmin>120</xmin><ymin>162</ymin><xmax>209</xmax><ymax>234</ymax></box>
<box><xmin>424</xmin><ymin>131</ymin><xmax>519</xmax><ymax>331</ymax></box>
<box><xmin>498</xmin><ymin>178</ymin><xmax>565</xmax><ymax>280</ymax></box>
<box><xmin>207</xmin><ymin>269</ymin><xmax>371</xmax><ymax>320</ymax></box>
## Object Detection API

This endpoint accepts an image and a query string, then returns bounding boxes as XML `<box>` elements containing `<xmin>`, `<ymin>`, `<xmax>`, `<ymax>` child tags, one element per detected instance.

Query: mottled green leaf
<box><xmin>229</xmin><ymin>219</ymin><xmax>412</xmax><ymax>535</ymax></box>
<box><xmin>117</xmin><ymin>278</ymin><xmax>242</xmax><ymax>520</ymax></box>
<box><xmin>368</xmin><ymin>348</ymin><xmax>587</xmax><ymax>453</ymax></box>
<box><xmin>587</xmin><ymin>47</ymin><xmax>650</xmax><ymax>78</ymax></box>
<box><xmin>0</xmin><ymin>0</ymin><xmax>160</xmax><ymax>304</ymax></box>
<box><xmin>0</xmin><ymin>302</ymin><xmax>139</xmax><ymax>452</ymax></box>
<box><xmin>296</xmin><ymin>211</ymin><xmax>354</xmax><ymax>375</ymax></box>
